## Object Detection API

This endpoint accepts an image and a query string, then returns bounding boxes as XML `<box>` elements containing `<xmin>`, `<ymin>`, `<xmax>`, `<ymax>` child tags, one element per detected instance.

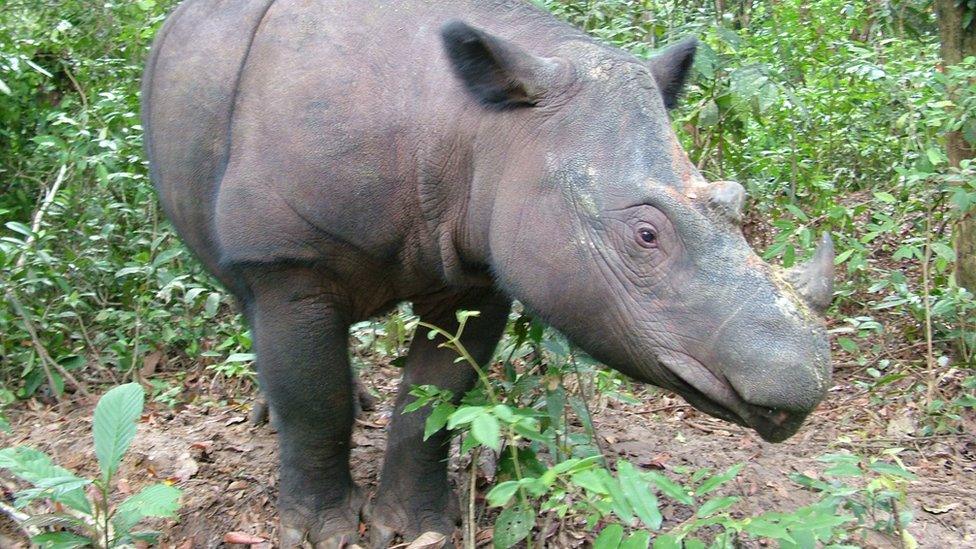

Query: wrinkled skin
<box><xmin>143</xmin><ymin>0</ymin><xmax>834</xmax><ymax>546</ymax></box>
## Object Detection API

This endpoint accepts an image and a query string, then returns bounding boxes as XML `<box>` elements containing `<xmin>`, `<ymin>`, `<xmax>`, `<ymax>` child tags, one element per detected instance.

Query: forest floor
<box><xmin>1</xmin><ymin>358</ymin><xmax>974</xmax><ymax>548</ymax></box>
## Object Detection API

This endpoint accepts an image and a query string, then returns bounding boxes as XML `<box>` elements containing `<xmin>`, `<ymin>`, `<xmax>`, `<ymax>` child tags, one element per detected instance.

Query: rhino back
<box><xmin>146</xmin><ymin>0</ymin><xmax>588</xmax><ymax>300</ymax></box>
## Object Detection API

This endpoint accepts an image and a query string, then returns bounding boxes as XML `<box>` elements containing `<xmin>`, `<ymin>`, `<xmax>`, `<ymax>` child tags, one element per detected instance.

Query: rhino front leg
<box><xmin>370</xmin><ymin>290</ymin><xmax>510</xmax><ymax>547</ymax></box>
<box><xmin>246</xmin><ymin>268</ymin><xmax>362</xmax><ymax>548</ymax></box>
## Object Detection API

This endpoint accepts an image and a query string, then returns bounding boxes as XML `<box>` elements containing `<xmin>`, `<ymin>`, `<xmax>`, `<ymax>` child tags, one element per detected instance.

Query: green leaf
<box><xmin>471</xmin><ymin>413</ymin><xmax>502</xmax><ymax>451</ymax></box>
<box><xmin>571</xmin><ymin>469</ymin><xmax>609</xmax><ymax>495</ymax></box>
<box><xmin>645</xmin><ymin>471</ymin><xmax>693</xmax><ymax>505</ymax></box>
<box><xmin>868</xmin><ymin>461</ymin><xmax>916</xmax><ymax>480</ymax></box>
<box><xmin>872</xmin><ymin>191</ymin><xmax>897</xmax><ymax>204</ymax></box>
<box><xmin>0</xmin><ymin>447</ymin><xmax>91</xmax><ymax>514</ymax></box>
<box><xmin>930</xmin><ymin>243</ymin><xmax>956</xmax><ymax>262</ymax></box>
<box><xmin>447</xmin><ymin>405</ymin><xmax>485</xmax><ymax>428</ymax></box>
<box><xmin>93</xmin><ymin>383</ymin><xmax>145</xmax><ymax>482</ymax></box>
<box><xmin>652</xmin><ymin>534</ymin><xmax>681</xmax><ymax>549</ymax></box>
<box><xmin>5</xmin><ymin>221</ymin><xmax>33</xmax><ymax>237</ymax></box>
<box><xmin>593</xmin><ymin>524</ymin><xmax>624</xmax><ymax>549</ymax></box>
<box><xmin>31</xmin><ymin>531</ymin><xmax>92</xmax><ymax>549</ymax></box>
<box><xmin>493</xmin><ymin>505</ymin><xmax>534</xmax><ymax>548</ymax></box>
<box><xmin>743</xmin><ymin>517</ymin><xmax>794</xmax><ymax>542</ymax></box>
<box><xmin>21</xmin><ymin>513</ymin><xmax>87</xmax><ymax>530</ymax></box>
<box><xmin>113</xmin><ymin>483</ymin><xmax>182</xmax><ymax>534</ymax></box>
<box><xmin>837</xmin><ymin>337</ymin><xmax>858</xmax><ymax>353</ymax></box>
<box><xmin>486</xmin><ymin>480</ymin><xmax>521</xmax><ymax>507</ymax></box>
<box><xmin>620</xmin><ymin>531</ymin><xmax>651</xmax><ymax>549</ymax></box>
<box><xmin>593</xmin><ymin>468</ymin><xmax>634</xmax><ymax>523</ymax></box>
<box><xmin>423</xmin><ymin>402</ymin><xmax>454</xmax><ymax>440</ymax></box>
<box><xmin>617</xmin><ymin>461</ymin><xmax>662</xmax><ymax>530</ymax></box>
<box><xmin>696</xmin><ymin>495</ymin><xmax>739</xmax><ymax>517</ymax></box>
<box><xmin>695</xmin><ymin>463</ymin><xmax>743</xmax><ymax>496</ymax></box>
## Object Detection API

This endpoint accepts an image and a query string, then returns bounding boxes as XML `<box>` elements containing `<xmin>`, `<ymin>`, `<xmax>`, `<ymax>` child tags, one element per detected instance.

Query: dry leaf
<box><xmin>404</xmin><ymin>531</ymin><xmax>447</xmax><ymax>549</ymax></box>
<box><xmin>222</xmin><ymin>531</ymin><xmax>267</xmax><ymax>544</ymax></box>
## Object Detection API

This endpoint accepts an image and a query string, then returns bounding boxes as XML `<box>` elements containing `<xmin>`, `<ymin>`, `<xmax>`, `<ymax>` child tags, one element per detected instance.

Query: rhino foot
<box><xmin>279</xmin><ymin>487</ymin><xmax>364</xmax><ymax>548</ymax></box>
<box><xmin>365</xmin><ymin>495</ymin><xmax>458</xmax><ymax>548</ymax></box>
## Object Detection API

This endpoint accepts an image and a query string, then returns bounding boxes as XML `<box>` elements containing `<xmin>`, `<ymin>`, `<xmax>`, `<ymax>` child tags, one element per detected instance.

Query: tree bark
<box><xmin>935</xmin><ymin>0</ymin><xmax>976</xmax><ymax>292</ymax></box>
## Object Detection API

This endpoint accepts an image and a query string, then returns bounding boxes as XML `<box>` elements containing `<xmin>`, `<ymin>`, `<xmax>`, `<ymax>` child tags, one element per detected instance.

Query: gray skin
<box><xmin>142</xmin><ymin>0</ymin><xmax>834</xmax><ymax>546</ymax></box>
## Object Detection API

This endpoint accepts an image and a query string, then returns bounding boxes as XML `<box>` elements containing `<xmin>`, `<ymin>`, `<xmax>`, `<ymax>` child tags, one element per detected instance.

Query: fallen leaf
<box><xmin>405</xmin><ymin>531</ymin><xmax>447</xmax><ymax>549</ymax></box>
<box><xmin>225</xmin><ymin>415</ymin><xmax>247</xmax><ymax>426</ymax></box>
<box><xmin>173</xmin><ymin>452</ymin><xmax>200</xmax><ymax>482</ymax></box>
<box><xmin>922</xmin><ymin>502</ymin><xmax>958</xmax><ymax>514</ymax></box>
<box><xmin>223</xmin><ymin>532</ymin><xmax>266</xmax><ymax>544</ymax></box>
<box><xmin>142</xmin><ymin>350</ymin><xmax>163</xmax><ymax>377</ymax></box>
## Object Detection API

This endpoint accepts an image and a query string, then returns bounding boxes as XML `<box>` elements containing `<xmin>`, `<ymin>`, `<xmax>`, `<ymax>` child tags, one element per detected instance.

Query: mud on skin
<box><xmin>142</xmin><ymin>0</ymin><xmax>835</xmax><ymax>545</ymax></box>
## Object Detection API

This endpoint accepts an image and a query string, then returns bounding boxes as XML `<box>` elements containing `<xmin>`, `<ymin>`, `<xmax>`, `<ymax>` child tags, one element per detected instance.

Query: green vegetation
<box><xmin>408</xmin><ymin>311</ymin><xmax>918</xmax><ymax>548</ymax></box>
<box><xmin>0</xmin><ymin>383</ymin><xmax>181</xmax><ymax>548</ymax></box>
<box><xmin>1</xmin><ymin>0</ymin><xmax>974</xmax><ymax>547</ymax></box>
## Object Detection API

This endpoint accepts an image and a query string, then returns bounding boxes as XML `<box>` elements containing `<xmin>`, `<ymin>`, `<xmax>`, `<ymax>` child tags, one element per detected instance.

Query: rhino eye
<box><xmin>636</xmin><ymin>226</ymin><xmax>658</xmax><ymax>248</ymax></box>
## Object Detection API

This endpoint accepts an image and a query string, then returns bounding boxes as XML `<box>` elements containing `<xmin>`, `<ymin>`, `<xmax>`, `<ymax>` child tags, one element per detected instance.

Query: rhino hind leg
<box><xmin>244</xmin><ymin>267</ymin><xmax>364</xmax><ymax>547</ymax></box>
<box><xmin>370</xmin><ymin>290</ymin><xmax>511</xmax><ymax>547</ymax></box>
<box><xmin>250</xmin><ymin>377</ymin><xmax>378</xmax><ymax>427</ymax></box>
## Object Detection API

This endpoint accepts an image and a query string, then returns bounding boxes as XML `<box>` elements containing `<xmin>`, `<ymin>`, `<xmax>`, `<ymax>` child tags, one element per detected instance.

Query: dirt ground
<box><xmin>1</xmin><ymin>359</ymin><xmax>974</xmax><ymax>548</ymax></box>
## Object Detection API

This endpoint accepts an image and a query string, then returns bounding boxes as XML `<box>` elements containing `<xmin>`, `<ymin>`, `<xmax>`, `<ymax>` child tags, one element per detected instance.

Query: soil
<box><xmin>1</xmin><ymin>359</ymin><xmax>974</xmax><ymax>548</ymax></box>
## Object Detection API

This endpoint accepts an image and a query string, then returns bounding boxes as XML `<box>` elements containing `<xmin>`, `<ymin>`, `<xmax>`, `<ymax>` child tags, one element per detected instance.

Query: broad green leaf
<box><xmin>93</xmin><ymin>383</ymin><xmax>145</xmax><ymax>481</ymax></box>
<box><xmin>423</xmin><ymin>402</ymin><xmax>454</xmax><ymax>440</ymax></box>
<box><xmin>31</xmin><ymin>531</ymin><xmax>92</xmax><ymax>549</ymax></box>
<box><xmin>113</xmin><ymin>483</ymin><xmax>182</xmax><ymax>534</ymax></box>
<box><xmin>743</xmin><ymin>517</ymin><xmax>795</xmax><ymax>542</ymax></box>
<box><xmin>868</xmin><ymin>461</ymin><xmax>916</xmax><ymax>480</ymax></box>
<box><xmin>652</xmin><ymin>534</ymin><xmax>681</xmax><ymax>549</ymax></box>
<box><xmin>593</xmin><ymin>524</ymin><xmax>624</xmax><ymax>549</ymax></box>
<box><xmin>0</xmin><ymin>447</ymin><xmax>91</xmax><ymax>514</ymax></box>
<box><xmin>617</xmin><ymin>461</ymin><xmax>662</xmax><ymax>530</ymax></box>
<box><xmin>695</xmin><ymin>463</ymin><xmax>743</xmax><ymax>496</ymax></box>
<box><xmin>696</xmin><ymin>495</ymin><xmax>739</xmax><ymax>517</ymax></box>
<box><xmin>872</xmin><ymin>191</ymin><xmax>897</xmax><ymax>204</ymax></box>
<box><xmin>837</xmin><ymin>337</ymin><xmax>858</xmax><ymax>353</ymax></box>
<box><xmin>471</xmin><ymin>413</ymin><xmax>501</xmax><ymax>451</ymax></box>
<box><xmin>447</xmin><ymin>405</ymin><xmax>485</xmax><ymax>428</ymax></box>
<box><xmin>21</xmin><ymin>513</ymin><xmax>87</xmax><ymax>530</ymax></box>
<box><xmin>5</xmin><ymin>221</ymin><xmax>33</xmax><ymax>237</ymax></box>
<box><xmin>644</xmin><ymin>470</ymin><xmax>693</xmax><ymax>505</ymax></box>
<box><xmin>486</xmin><ymin>480</ymin><xmax>520</xmax><ymax>507</ymax></box>
<box><xmin>571</xmin><ymin>469</ymin><xmax>609</xmax><ymax>495</ymax></box>
<box><xmin>492</xmin><ymin>505</ymin><xmax>534</xmax><ymax>548</ymax></box>
<box><xmin>620</xmin><ymin>531</ymin><xmax>651</xmax><ymax>549</ymax></box>
<box><xmin>593</xmin><ymin>468</ymin><xmax>634</xmax><ymax>523</ymax></box>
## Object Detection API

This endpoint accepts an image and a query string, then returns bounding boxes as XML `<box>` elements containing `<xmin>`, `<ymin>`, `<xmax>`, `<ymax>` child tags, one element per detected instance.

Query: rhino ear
<box><xmin>441</xmin><ymin>20</ymin><xmax>558</xmax><ymax>109</ymax></box>
<box><xmin>649</xmin><ymin>37</ymin><xmax>698</xmax><ymax>109</ymax></box>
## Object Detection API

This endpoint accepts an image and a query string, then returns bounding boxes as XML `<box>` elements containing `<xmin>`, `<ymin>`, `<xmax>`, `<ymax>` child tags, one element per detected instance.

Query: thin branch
<box><xmin>6</xmin><ymin>289</ymin><xmax>91</xmax><ymax>400</ymax></box>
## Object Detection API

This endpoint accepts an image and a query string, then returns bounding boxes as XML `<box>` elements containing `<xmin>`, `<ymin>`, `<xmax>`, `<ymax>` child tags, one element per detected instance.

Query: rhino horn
<box><xmin>785</xmin><ymin>234</ymin><xmax>835</xmax><ymax>314</ymax></box>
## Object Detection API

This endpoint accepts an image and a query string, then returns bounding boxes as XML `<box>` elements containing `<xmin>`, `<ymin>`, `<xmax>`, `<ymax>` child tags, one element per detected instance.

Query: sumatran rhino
<box><xmin>143</xmin><ymin>0</ymin><xmax>834</xmax><ymax>546</ymax></box>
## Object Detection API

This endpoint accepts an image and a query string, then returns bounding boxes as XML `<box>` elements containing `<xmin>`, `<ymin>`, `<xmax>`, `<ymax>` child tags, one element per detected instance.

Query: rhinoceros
<box><xmin>142</xmin><ymin>0</ymin><xmax>833</xmax><ymax>546</ymax></box>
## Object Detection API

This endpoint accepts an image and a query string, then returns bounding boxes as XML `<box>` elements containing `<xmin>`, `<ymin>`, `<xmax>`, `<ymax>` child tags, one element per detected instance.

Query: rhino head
<box><xmin>442</xmin><ymin>22</ymin><xmax>833</xmax><ymax>442</ymax></box>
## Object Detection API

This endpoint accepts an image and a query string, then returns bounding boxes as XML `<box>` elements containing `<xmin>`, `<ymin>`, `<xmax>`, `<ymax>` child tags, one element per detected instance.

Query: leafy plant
<box><xmin>0</xmin><ymin>383</ymin><xmax>181</xmax><ymax>548</ymax></box>
<box><xmin>405</xmin><ymin>312</ymin><xmax>917</xmax><ymax>548</ymax></box>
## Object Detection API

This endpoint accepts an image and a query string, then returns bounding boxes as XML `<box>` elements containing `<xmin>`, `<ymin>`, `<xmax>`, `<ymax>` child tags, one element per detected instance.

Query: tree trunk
<box><xmin>936</xmin><ymin>0</ymin><xmax>976</xmax><ymax>292</ymax></box>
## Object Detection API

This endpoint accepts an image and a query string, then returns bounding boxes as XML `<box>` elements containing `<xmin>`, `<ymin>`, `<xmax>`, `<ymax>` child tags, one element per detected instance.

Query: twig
<box><xmin>921</xmin><ymin>205</ymin><xmax>938</xmax><ymax>405</ymax></box>
<box><xmin>60</xmin><ymin>63</ymin><xmax>88</xmax><ymax>112</ymax></box>
<box><xmin>466</xmin><ymin>446</ymin><xmax>479</xmax><ymax>549</ymax></box>
<box><xmin>15</xmin><ymin>165</ymin><xmax>67</xmax><ymax>270</ymax></box>
<box><xmin>6</xmin><ymin>289</ymin><xmax>91</xmax><ymax>400</ymax></box>
<box><xmin>0</xmin><ymin>500</ymin><xmax>40</xmax><ymax>539</ymax></box>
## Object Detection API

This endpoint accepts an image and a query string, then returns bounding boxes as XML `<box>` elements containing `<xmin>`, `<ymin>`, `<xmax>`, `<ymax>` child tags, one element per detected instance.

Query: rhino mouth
<box><xmin>661</xmin><ymin>352</ymin><xmax>806</xmax><ymax>443</ymax></box>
